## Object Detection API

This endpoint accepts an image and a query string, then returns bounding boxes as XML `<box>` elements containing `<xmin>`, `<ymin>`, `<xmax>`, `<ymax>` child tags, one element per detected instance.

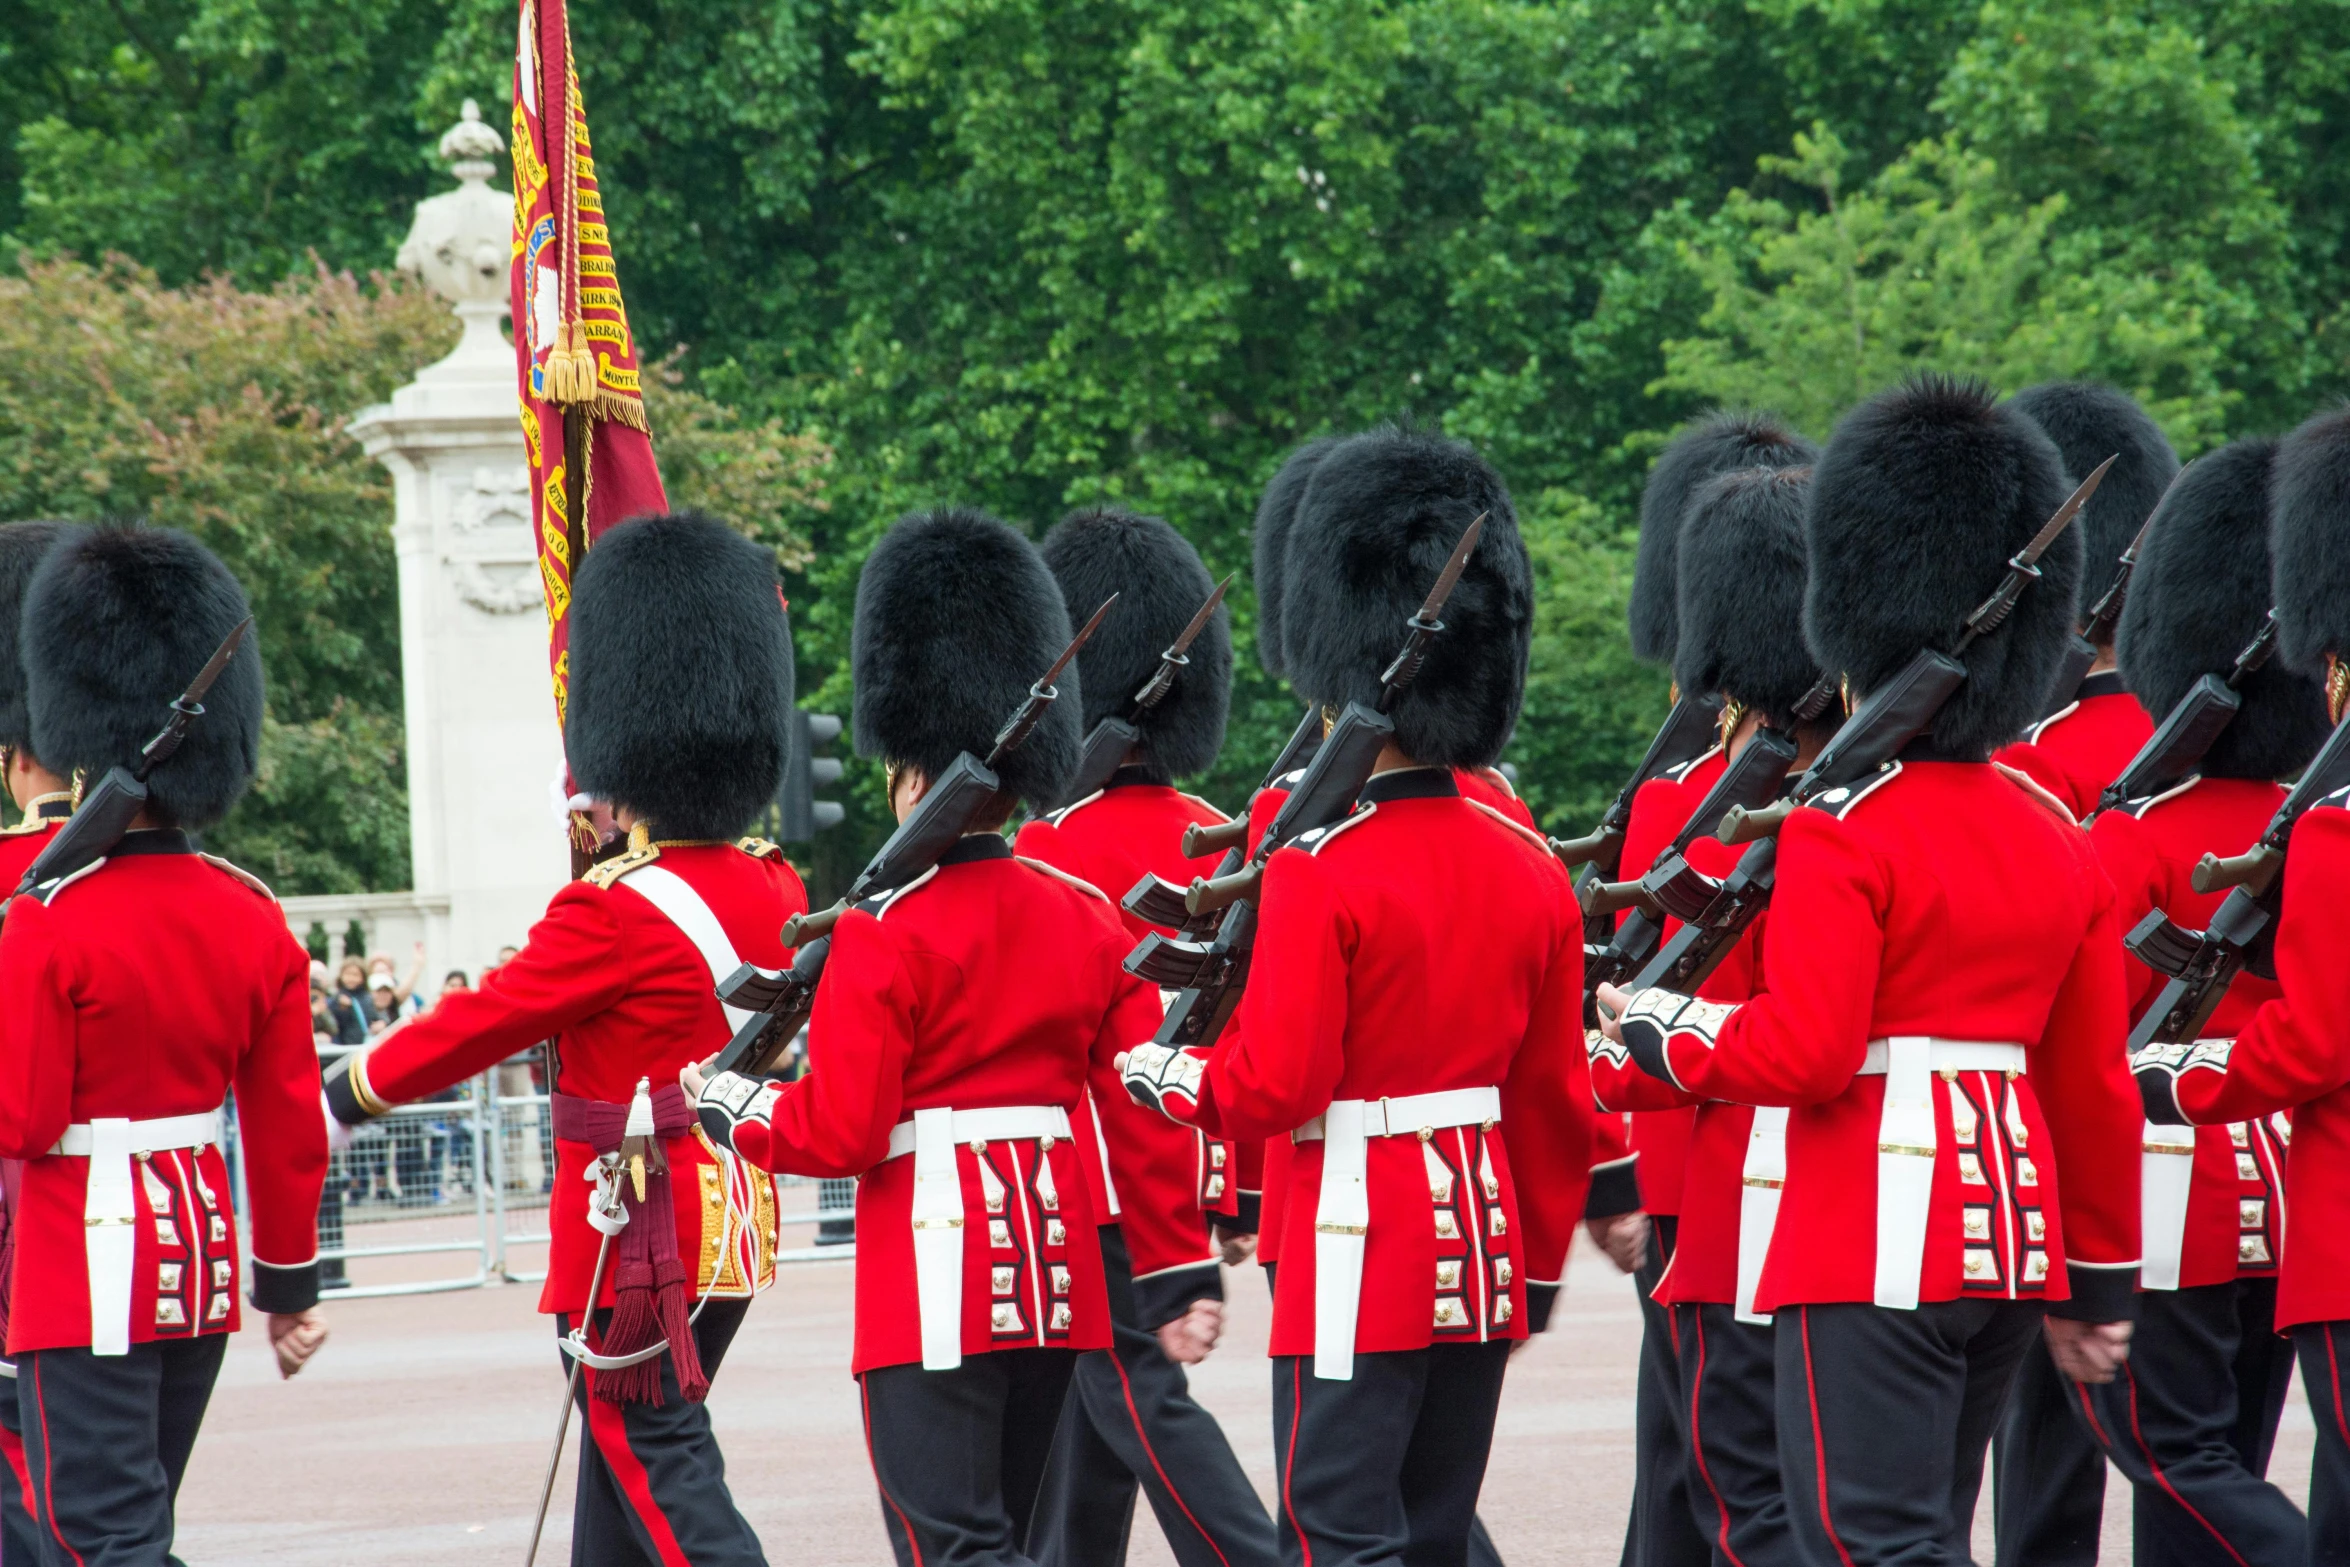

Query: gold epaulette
<box><xmin>735</xmin><ymin>836</ymin><xmax>785</xmax><ymax>861</ymax></box>
<box><xmin>580</xmin><ymin>843</ymin><xmax>660</xmax><ymax>889</ymax></box>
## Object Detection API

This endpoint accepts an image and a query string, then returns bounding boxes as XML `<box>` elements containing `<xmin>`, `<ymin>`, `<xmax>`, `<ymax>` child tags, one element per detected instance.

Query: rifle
<box><xmin>1122</xmin><ymin>515</ymin><xmax>1487</xmax><ymax>1055</ymax></box>
<box><xmin>1121</xmin><ymin>700</ymin><xmax>1322</xmax><ymax>935</ymax></box>
<box><xmin>1550</xmin><ymin>694</ymin><xmax>1725</xmax><ymax>877</ymax></box>
<box><xmin>1607</xmin><ymin>456</ymin><xmax>2113</xmax><ymax>1008</ymax></box>
<box><xmin>1055</xmin><ymin>575</ymin><xmax>1234</xmax><ymax>810</ymax></box>
<box><xmin>710</xmin><ymin>595</ymin><xmax>1117</xmax><ymax>1074</ymax></box>
<box><xmin>2091</xmin><ymin>611</ymin><xmax>2278</xmax><ymax>820</ymax></box>
<box><xmin>11</xmin><ymin>617</ymin><xmax>251</xmax><ymax>902</ymax></box>
<box><xmin>2036</xmin><ymin>466</ymin><xmax>2187</xmax><ymax>720</ymax></box>
<box><xmin>2124</xmin><ymin>711</ymin><xmax>2350</xmax><ymax>1076</ymax></box>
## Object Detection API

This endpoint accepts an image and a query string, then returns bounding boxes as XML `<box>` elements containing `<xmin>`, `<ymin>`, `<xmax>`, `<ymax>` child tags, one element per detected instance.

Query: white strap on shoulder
<box><xmin>617</xmin><ymin>865</ymin><xmax>757</xmax><ymax>1038</ymax></box>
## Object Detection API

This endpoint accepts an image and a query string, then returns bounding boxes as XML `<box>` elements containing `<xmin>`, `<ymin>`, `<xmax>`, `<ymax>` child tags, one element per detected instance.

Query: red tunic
<box><xmin>725</xmin><ymin>835</ymin><xmax>1159</xmax><ymax>1372</ymax></box>
<box><xmin>1586</xmin><ymin>748</ymin><xmax>1771</xmax><ymax>1306</ymax></box>
<box><xmin>354</xmin><ymin>840</ymin><xmax>806</xmax><ymax>1316</ymax></box>
<box><xmin>1164</xmin><ymin>768</ymin><xmax>1594</xmax><ymax>1354</ymax></box>
<box><xmin>2090</xmin><ymin>778</ymin><xmax>2288</xmax><ymax>1288</ymax></box>
<box><xmin>1613</xmin><ymin>761</ymin><xmax>2141</xmax><ymax>1317</ymax></box>
<box><xmin>2164</xmin><ymin>802</ymin><xmax>2350</xmax><ymax>1328</ymax></box>
<box><xmin>1015</xmin><ymin>779</ymin><xmax>1231</xmax><ymax>1314</ymax></box>
<box><xmin>0</xmin><ymin>833</ymin><xmax>326</xmax><ymax>1353</ymax></box>
<box><xmin>0</xmin><ymin>805</ymin><xmax>67</xmax><ymax>1292</ymax></box>
<box><xmin>1994</xmin><ymin>674</ymin><xmax>2152</xmax><ymax>821</ymax></box>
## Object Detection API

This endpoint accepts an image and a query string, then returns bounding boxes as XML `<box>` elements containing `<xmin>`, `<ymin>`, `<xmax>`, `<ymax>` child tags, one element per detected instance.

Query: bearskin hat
<box><xmin>1674</xmin><ymin>467</ymin><xmax>1826</xmax><ymax>729</ymax></box>
<box><xmin>24</xmin><ymin>524</ymin><xmax>263</xmax><ymax>829</ymax></box>
<box><xmin>565</xmin><ymin>511</ymin><xmax>794</xmax><ymax>841</ymax></box>
<box><xmin>1252</xmin><ymin>436</ymin><xmax>1342</xmax><ymax>679</ymax></box>
<box><xmin>2270</xmin><ymin>406</ymin><xmax>2350</xmax><ymax>677</ymax></box>
<box><xmin>1040</xmin><ymin>508</ymin><xmax>1231</xmax><ymax>784</ymax></box>
<box><xmin>1631</xmin><ymin>413</ymin><xmax>1816</xmax><ymax>665</ymax></box>
<box><xmin>0</xmin><ymin>521</ymin><xmax>73</xmax><ymax>755</ymax></box>
<box><xmin>852</xmin><ymin>507</ymin><xmax>1080</xmax><ymax>809</ymax></box>
<box><xmin>1804</xmin><ymin>375</ymin><xmax>2083</xmax><ymax>759</ymax></box>
<box><xmin>2004</xmin><ymin>381</ymin><xmax>2180</xmax><ymax>614</ymax></box>
<box><xmin>2115</xmin><ymin>439</ymin><xmax>2327</xmax><ymax>781</ymax></box>
<box><xmin>1280</xmin><ymin>426</ymin><xmax>1531</xmax><ymax>768</ymax></box>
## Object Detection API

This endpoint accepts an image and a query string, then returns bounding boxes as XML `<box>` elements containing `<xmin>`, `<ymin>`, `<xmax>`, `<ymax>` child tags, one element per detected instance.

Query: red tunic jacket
<box><xmin>1995</xmin><ymin>673</ymin><xmax>2152</xmax><ymax>822</ymax></box>
<box><xmin>1612</xmin><ymin>761</ymin><xmax>2141</xmax><ymax>1318</ymax></box>
<box><xmin>721</xmin><ymin>835</ymin><xmax>1160</xmax><ymax>1373</ymax></box>
<box><xmin>0</xmin><ymin>802</ymin><xmax>69</xmax><ymax>1298</ymax></box>
<box><xmin>0</xmin><ymin>832</ymin><xmax>326</xmax><ymax>1353</ymax></box>
<box><xmin>2162</xmin><ymin>802</ymin><xmax>2350</xmax><ymax>1328</ymax></box>
<box><xmin>2091</xmin><ymin>778</ymin><xmax>2288</xmax><ymax>1289</ymax></box>
<box><xmin>1015</xmin><ymin>777</ymin><xmax>1232</xmax><ymax>1322</ymax></box>
<box><xmin>1586</xmin><ymin>748</ymin><xmax>1770</xmax><ymax>1306</ymax></box>
<box><xmin>1161</xmin><ymin>768</ymin><xmax>1594</xmax><ymax>1352</ymax></box>
<box><xmin>351</xmin><ymin>840</ymin><xmax>805</xmax><ymax>1316</ymax></box>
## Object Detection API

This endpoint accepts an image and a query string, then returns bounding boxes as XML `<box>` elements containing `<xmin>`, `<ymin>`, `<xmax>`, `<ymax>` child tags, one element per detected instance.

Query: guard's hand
<box><xmin>1156</xmin><ymin>1299</ymin><xmax>1225</xmax><ymax>1364</ymax></box>
<box><xmin>1595</xmin><ymin>982</ymin><xmax>1633</xmax><ymax>1045</ymax></box>
<box><xmin>1216</xmin><ymin>1230</ymin><xmax>1257</xmax><ymax>1268</ymax></box>
<box><xmin>268</xmin><ymin>1308</ymin><xmax>329</xmax><ymax>1379</ymax></box>
<box><xmin>2043</xmin><ymin>1316</ymin><xmax>2133</xmax><ymax>1384</ymax></box>
<box><xmin>679</xmin><ymin>1058</ymin><xmax>710</xmax><ymax>1100</ymax></box>
<box><xmin>319</xmin><ymin>1090</ymin><xmax>353</xmax><ymax>1155</ymax></box>
<box><xmin>1119</xmin><ymin>1043</ymin><xmax>1204</xmax><ymax>1121</ymax></box>
<box><xmin>1586</xmin><ymin>1211</ymin><xmax>1648</xmax><ymax>1274</ymax></box>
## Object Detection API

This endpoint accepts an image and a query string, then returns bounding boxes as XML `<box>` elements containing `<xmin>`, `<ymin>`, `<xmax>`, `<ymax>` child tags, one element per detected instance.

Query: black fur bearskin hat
<box><xmin>1281</xmin><ymin>425</ymin><xmax>1531</xmax><ymax>769</ymax></box>
<box><xmin>0</xmin><ymin>521</ymin><xmax>74</xmax><ymax>756</ymax></box>
<box><xmin>25</xmin><ymin>523</ymin><xmax>264</xmax><ymax>829</ymax></box>
<box><xmin>2270</xmin><ymin>406</ymin><xmax>2350</xmax><ymax>679</ymax></box>
<box><xmin>1252</xmin><ymin>436</ymin><xmax>1343</xmax><ymax>680</ymax></box>
<box><xmin>2116</xmin><ymin>439</ymin><xmax>2327</xmax><ymax>781</ymax></box>
<box><xmin>852</xmin><ymin>507</ymin><xmax>1081</xmax><ymax>809</ymax></box>
<box><xmin>566</xmin><ymin>511</ymin><xmax>795</xmax><ymax>841</ymax></box>
<box><xmin>1041</xmin><ymin>508</ymin><xmax>1230</xmax><ymax>785</ymax></box>
<box><xmin>1803</xmin><ymin>375</ymin><xmax>2082</xmax><ymax>759</ymax></box>
<box><xmin>1674</xmin><ymin>467</ymin><xmax>1827</xmax><ymax>730</ymax></box>
<box><xmin>1632</xmin><ymin>412</ymin><xmax>1816</xmax><ymax>665</ymax></box>
<box><xmin>2005</xmin><ymin>381</ymin><xmax>2180</xmax><ymax>626</ymax></box>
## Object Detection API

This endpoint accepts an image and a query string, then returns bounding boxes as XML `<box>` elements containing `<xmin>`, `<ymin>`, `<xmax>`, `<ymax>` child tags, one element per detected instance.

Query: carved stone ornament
<box><xmin>396</xmin><ymin>101</ymin><xmax>512</xmax><ymax>307</ymax></box>
<box><xmin>444</xmin><ymin>466</ymin><xmax>542</xmax><ymax>615</ymax></box>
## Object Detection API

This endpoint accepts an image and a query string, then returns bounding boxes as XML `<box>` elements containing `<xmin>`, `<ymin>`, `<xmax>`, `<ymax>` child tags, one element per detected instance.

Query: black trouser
<box><xmin>2075</xmin><ymin>1279</ymin><xmax>2301</xmax><ymax>1567</ymax></box>
<box><xmin>1272</xmin><ymin>1340</ymin><xmax>1510</xmax><ymax>1567</ymax></box>
<box><xmin>1992</xmin><ymin>1331</ymin><xmax>2106</xmax><ymax>1567</ymax></box>
<box><xmin>2296</xmin><ymin>1321</ymin><xmax>2350</xmax><ymax>1567</ymax></box>
<box><xmin>15</xmin><ymin>1333</ymin><xmax>227</xmax><ymax>1567</ymax></box>
<box><xmin>0</xmin><ymin>1374</ymin><xmax>40</xmax><ymax>1567</ymax></box>
<box><xmin>1672</xmin><ymin>1304</ymin><xmax>1803</xmax><ymax>1567</ymax></box>
<box><xmin>555</xmin><ymin>1299</ymin><xmax>765</xmax><ymax>1567</ymax></box>
<box><xmin>1623</xmin><ymin>1217</ymin><xmax>1706</xmax><ymax>1567</ymax></box>
<box><xmin>1777</xmin><ymin>1299</ymin><xmax>2041</xmax><ymax>1566</ymax></box>
<box><xmin>1030</xmin><ymin>1229</ymin><xmax>1275</xmax><ymax>1567</ymax></box>
<box><xmin>863</xmin><ymin>1347</ymin><xmax>1078</xmax><ymax>1567</ymax></box>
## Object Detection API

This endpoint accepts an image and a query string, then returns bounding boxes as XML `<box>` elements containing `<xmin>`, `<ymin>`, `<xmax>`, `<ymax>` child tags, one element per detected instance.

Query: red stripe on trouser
<box><xmin>0</xmin><ymin>1420</ymin><xmax>31</xmax><ymax>1504</ymax></box>
<box><xmin>584</xmin><ymin>1380</ymin><xmax>693</xmax><ymax>1567</ymax></box>
<box><xmin>1796</xmin><ymin>1310</ymin><xmax>1858</xmax><ymax>1567</ymax></box>
<box><xmin>1682</xmin><ymin>1311</ymin><xmax>1750</xmax><ymax>1567</ymax></box>
<box><xmin>1109</xmin><ymin>1342</ymin><xmax>1233</xmax><ymax>1567</ymax></box>
<box><xmin>2327</xmin><ymin>1326</ymin><xmax>2350</xmax><ymax>1450</ymax></box>
<box><xmin>28</xmin><ymin>1360</ymin><xmax>85</xmax><ymax>1567</ymax></box>
<box><xmin>859</xmin><ymin>1376</ymin><xmax>925</xmax><ymax>1567</ymax></box>
<box><xmin>1282</xmin><ymin>1361</ymin><xmax>1312</xmax><ymax>1567</ymax></box>
<box><xmin>2120</xmin><ymin>1365</ymin><xmax>2250</xmax><ymax>1567</ymax></box>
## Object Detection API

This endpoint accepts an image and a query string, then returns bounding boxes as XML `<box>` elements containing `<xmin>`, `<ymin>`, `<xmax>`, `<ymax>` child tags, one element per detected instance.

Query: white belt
<box><xmin>883</xmin><ymin>1105</ymin><xmax>1071</xmax><ymax>1372</ymax></box>
<box><xmin>50</xmin><ymin>1110</ymin><xmax>225</xmax><ymax>1356</ymax></box>
<box><xmin>1735</xmin><ymin>1107</ymin><xmax>1790</xmax><ymax>1325</ymax></box>
<box><xmin>1857</xmin><ymin>1040</ymin><xmax>2027</xmax><ymax>1310</ymax></box>
<box><xmin>1297</xmin><ymin>1086</ymin><xmax>1501</xmax><ymax>1381</ymax></box>
<box><xmin>2140</xmin><ymin>1038</ymin><xmax>2235</xmax><ymax>1290</ymax></box>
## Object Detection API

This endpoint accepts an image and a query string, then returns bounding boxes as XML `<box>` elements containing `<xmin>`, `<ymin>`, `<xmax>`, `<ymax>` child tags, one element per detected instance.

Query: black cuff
<box><xmin>2048</xmin><ymin>1263</ymin><xmax>2139</xmax><ymax>1323</ymax></box>
<box><xmin>1131</xmin><ymin>1260</ymin><xmax>1224</xmax><ymax>1333</ymax></box>
<box><xmin>1622</xmin><ymin>1016</ymin><xmax>1674</xmax><ymax>1085</ymax></box>
<box><xmin>1583</xmin><ymin>1157</ymin><xmax>1641</xmax><ymax>1220</ymax></box>
<box><xmin>1524</xmin><ymin>1281</ymin><xmax>1561</xmax><ymax>1334</ymax></box>
<box><xmin>248</xmin><ymin>1257</ymin><xmax>322</xmax><ymax>1314</ymax></box>
<box><xmin>322</xmin><ymin>1058</ymin><xmax>377</xmax><ymax>1127</ymax></box>
<box><xmin>697</xmin><ymin>1104</ymin><xmax>739</xmax><ymax>1153</ymax></box>
<box><xmin>1215</xmin><ymin>1190</ymin><xmax>1262</xmax><ymax>1237</ymax></box>
<box><xmin>2135</xmin><ymin>1066</ymin><xmax>2189</xmax><ymax>1127</ymax></box>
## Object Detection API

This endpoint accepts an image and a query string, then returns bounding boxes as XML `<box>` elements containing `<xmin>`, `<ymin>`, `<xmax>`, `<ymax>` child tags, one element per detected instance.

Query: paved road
<box><xmin>175</xmin><ymin>1231</ymin><xmax>2313</xmax><ymax>1564</ymax></box>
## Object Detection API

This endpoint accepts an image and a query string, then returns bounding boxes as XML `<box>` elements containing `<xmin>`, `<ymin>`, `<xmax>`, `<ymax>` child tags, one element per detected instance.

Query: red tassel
<box><xmin>594</xmin><ymin>1257</ymin><xmax>664</xmax><ymax>1406</ymax></box>
<box><xmin>652</xmin><ymin>1253</ymin><xmax>707</xmax><ymax>1403</ymax></box>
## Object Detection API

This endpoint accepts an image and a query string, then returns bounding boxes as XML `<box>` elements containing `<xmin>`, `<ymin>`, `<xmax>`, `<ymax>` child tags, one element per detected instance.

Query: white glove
<box><xmin>320</xmin><ymin>1090</ymin><xmax>353</xmax><ymax>1155</ymax></box>
<box><xmin>1120</xmin><ymin>1043</ymin><xmax>1205</xmax><ymax>1120</ymax></box>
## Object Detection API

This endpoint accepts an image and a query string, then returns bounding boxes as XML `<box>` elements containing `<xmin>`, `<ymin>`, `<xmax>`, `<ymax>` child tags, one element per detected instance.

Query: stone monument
<box><xmin>323</xmin><ymin>101</ymin><xmax>569</xmax><ymax>980</ymax></box>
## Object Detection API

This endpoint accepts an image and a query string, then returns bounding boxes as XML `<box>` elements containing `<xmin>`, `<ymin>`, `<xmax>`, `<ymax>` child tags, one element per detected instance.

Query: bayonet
<box><xmin>1377</xmin><ymin>514</ymin><xmax>1485</xmax><ymax>702</ymax></box>
<box><xmin>1129</xmin><ymin>575</ymin><xmax>1232</xmax><ymax>714</ymax></box>
<box><xmin>988</xmin><ymin>594</ymin><xmax>1116</xmax><ymax>767</ymax></box>
<box><xmin>1955</xmin><ymin>455</ymin><xmax>2111</xmax><ymax>654</ymax></box>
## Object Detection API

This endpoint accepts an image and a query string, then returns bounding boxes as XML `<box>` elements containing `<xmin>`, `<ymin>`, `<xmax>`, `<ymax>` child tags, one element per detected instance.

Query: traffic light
<box><xmin>778</xmin><ymin>707</ymin><xmax>846</xmax><ymax>842</ymax></box>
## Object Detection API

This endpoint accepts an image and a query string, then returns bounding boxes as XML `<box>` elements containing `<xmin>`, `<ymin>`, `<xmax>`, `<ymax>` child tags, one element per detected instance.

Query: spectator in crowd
<box><xmin>436</xmin><ymin>970</ymin><xmax>470</xmax><ymax>1007</ymax></box>
<box><xmin>309</xmin><ymin>963</ymin><xmax>336</xmax><ymax>1045</ymax></box>
<box><xmin>365</xmin><ymin>942</ymin><xmax>428</xmax><ymax>1014</ymax></box>
<box><xmin>324</xmin><ymin>957</ymin><xmax>375</xmax><ymax>1046</ymax></box>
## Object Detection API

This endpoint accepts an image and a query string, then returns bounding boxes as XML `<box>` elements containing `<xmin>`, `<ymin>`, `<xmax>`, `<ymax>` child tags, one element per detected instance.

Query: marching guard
<box><xmin>2131</xmin><ymin>406</ymin><xmax>2350</xmax><ymax>1564</ymax></box>
<box><xmin>1589</xmin><ymin>454</ymin><xmax>1835</xmax><ymax>1567</ymax></box>
<box><xmin>0</xmin><ymin>524</ymin><xmax>329</xmax><ymax>1563</ymax></box>
<box><xmin>327</xmin><ymin>511</ymin><xmax>804</xmax><ymax>1567</ymax></box>
<box><xmin>1599</xmin><ymin>377</ymin><xmax>2143</xmax><ymax>1565</ymax></box>
<box><xmin>2075</xmin><ymin>435</ymin><xmax>2322</xmax><ymax>1562</ymax></box>
<box><xmin>1121</xmin><ymin>426</ymin><xmax>1596</xmax><ymax>1565</ymax></box>
<box><xmin>691</xmin><ymin>508</ymin><xmax>1159</xmax><ymax>1567</ymax></box>
<box><xmin>1013</xmin><ymin>508</ymin><xmax>1279</xmax><ymax>1567</ymax></box>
